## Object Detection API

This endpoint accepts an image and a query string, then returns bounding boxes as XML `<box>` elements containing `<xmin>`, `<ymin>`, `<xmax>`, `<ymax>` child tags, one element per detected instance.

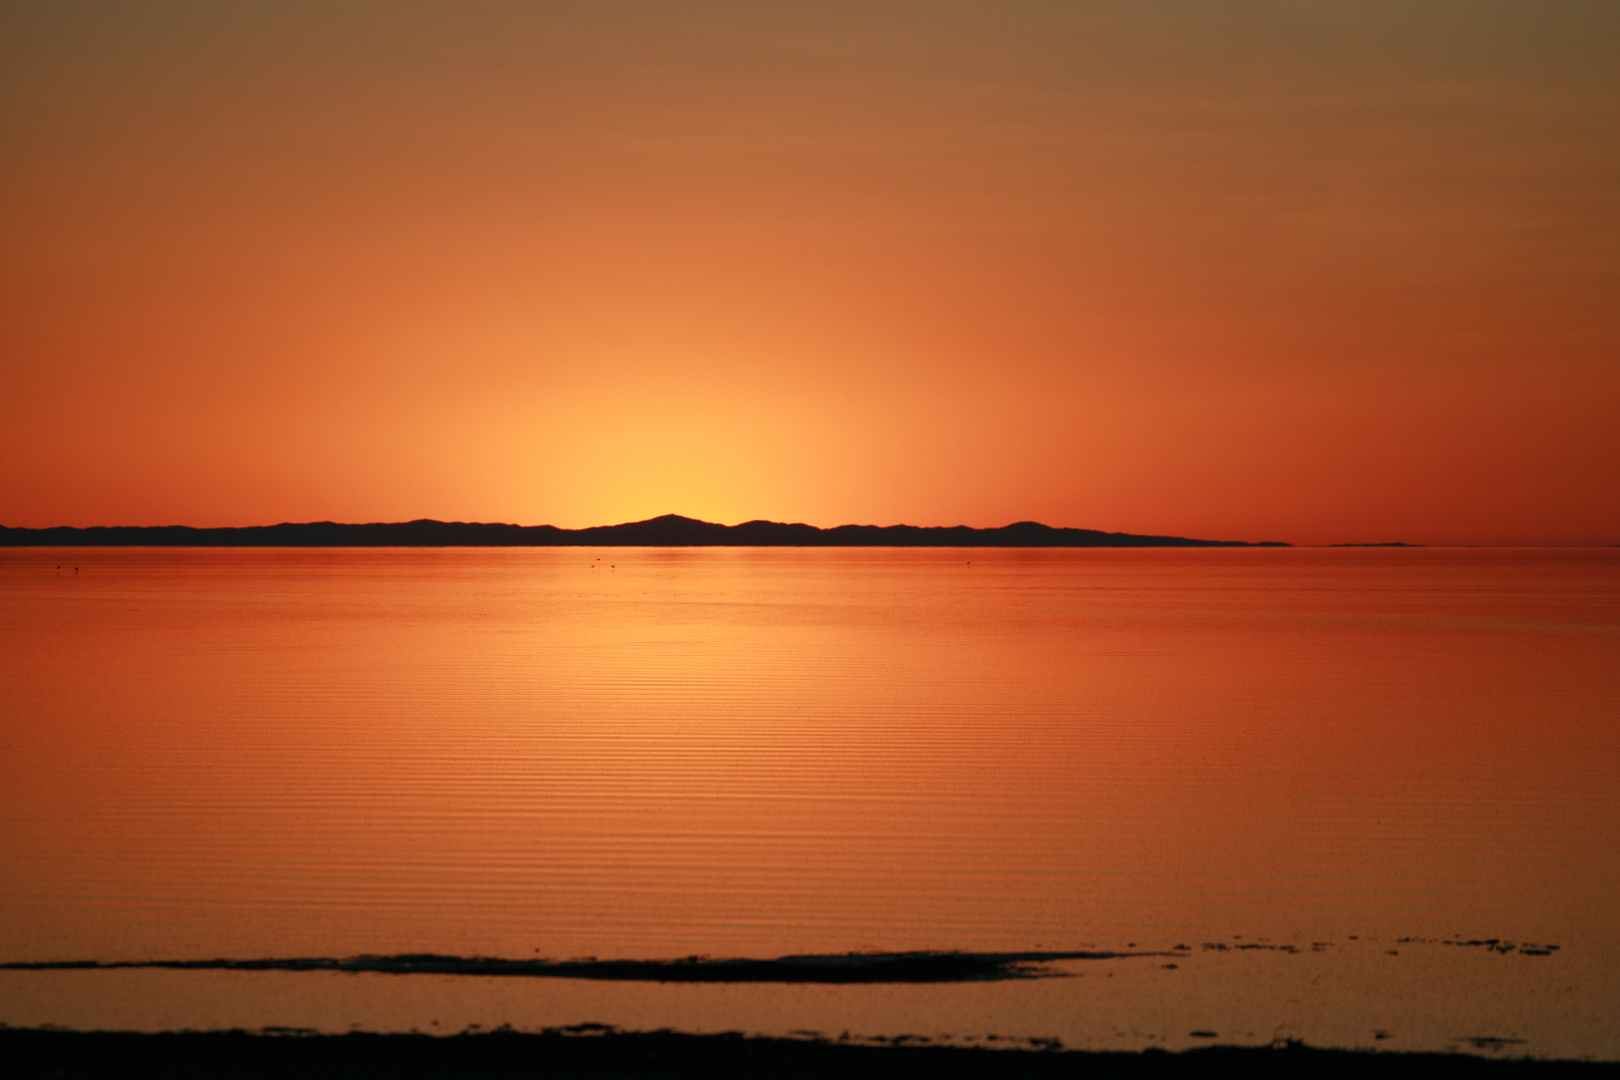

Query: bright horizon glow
<box><xmin>2</xmin><ymin>2</ymin><xmax>1616</xmax><ymax>546</ymax></box>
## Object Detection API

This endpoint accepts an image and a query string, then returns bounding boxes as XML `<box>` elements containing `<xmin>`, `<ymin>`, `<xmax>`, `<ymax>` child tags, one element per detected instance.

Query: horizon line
<box><xmin>3</xmin><ymin>514</ymin><xmax>1612</xmax><ymax>547</ymax></box>
<box><xmin>0</xmin><ymin>514</ymin><xmax>1297</xmax><ymax>548</ymax></box>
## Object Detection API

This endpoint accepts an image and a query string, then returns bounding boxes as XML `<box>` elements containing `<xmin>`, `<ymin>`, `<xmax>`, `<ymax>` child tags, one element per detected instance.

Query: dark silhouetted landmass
<box><xmin>3</xmin><ymin>1027</ymin><xmax>1608</xmax><ymax>1079</ymax></box>
<box><xmin>0</xmin><ymin>949</ymin><xmax>1164</xmax><ymax>984</ymax></box>
<box><xmin>0</xmin><ymin>514</ymin><xmax>1288</xmax><ymax>548</ymax></box>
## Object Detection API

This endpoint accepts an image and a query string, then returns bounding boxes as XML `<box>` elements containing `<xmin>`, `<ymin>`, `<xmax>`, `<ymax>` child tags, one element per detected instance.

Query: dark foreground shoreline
<box><xmin>4</xmin><ymin>1028</ymin><xmax>1612</xmax><ymax>1079</ymax></box>
<box><xmin>0</xmin><ymin>514</ymin><xmax>1287</xmax><ymax>548</ymax></box>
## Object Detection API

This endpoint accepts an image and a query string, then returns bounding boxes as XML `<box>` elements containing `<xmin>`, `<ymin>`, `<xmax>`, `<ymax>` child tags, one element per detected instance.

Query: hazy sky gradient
<box><xmin>3</xmin><ymin>1</ymin><xmax>1616</xmax><ymax>543</ymax></box>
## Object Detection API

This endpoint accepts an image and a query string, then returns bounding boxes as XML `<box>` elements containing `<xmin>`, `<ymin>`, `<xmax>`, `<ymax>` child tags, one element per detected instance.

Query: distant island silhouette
<box><xmin>0</xmin><ymin>514</ymin><xmax>1287</xmax><ymax>548</ymax></box>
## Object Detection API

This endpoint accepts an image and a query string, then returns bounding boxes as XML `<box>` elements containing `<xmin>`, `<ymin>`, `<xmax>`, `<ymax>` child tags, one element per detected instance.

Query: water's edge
<box><xmin>3</xmin><ymin>1027</ymin><xmax>1612</xmax><ymax>1078</ymax></box>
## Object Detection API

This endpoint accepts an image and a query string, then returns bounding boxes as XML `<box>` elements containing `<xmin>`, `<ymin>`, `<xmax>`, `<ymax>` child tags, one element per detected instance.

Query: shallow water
<box><xmin>1</xmin><ymin>547</ymin><xmax>1616</xmax><ymax>1055</ymax></box>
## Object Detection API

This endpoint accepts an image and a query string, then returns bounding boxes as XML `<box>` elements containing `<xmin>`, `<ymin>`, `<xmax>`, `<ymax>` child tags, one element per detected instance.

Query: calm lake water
<box><xmin>2</xmin><ymin>547</ymin><xmax>1617</xmax><ymax>1056</ymax></box>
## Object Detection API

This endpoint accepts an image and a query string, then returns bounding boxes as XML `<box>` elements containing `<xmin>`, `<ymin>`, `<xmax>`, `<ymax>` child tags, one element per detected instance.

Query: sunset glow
<box><xmin>3</xmin><ymin>2</ymin><xmax>1616</xmax><ymax>544</ymax></box>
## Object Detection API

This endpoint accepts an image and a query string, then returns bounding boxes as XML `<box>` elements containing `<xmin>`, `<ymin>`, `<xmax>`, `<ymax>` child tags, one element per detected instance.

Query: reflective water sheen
<box><xmin>1</xmin><ymin>547</ymin><xmax>1617</xmax><ymax>1055</ymax></box>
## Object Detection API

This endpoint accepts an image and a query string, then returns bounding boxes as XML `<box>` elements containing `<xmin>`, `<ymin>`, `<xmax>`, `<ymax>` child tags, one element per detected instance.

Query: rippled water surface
<box><xmin>2</xmin><ymin>547</ymin><xmax>1617</xmax><ymax>1054</ymax></box>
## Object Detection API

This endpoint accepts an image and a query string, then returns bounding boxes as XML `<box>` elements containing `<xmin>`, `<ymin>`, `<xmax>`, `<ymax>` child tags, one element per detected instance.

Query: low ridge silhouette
<box><xmin>0</xmin><ymin>513</ymin><xmax>1287</xmax><ymax>547</ymax></box>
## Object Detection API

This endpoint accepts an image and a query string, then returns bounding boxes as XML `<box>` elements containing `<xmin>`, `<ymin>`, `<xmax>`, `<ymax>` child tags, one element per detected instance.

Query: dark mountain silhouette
<box><xmin>0</xmin><ymin>513</ymin><xmax>1288</xmax><ymax>547</ymax></box>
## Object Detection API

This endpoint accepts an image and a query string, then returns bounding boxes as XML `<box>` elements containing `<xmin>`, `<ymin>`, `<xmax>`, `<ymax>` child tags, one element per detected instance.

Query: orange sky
<box><xmin>2</xmin><ymin>2</ymin><xmax>1616</xmax><ymax>544</ymax></box>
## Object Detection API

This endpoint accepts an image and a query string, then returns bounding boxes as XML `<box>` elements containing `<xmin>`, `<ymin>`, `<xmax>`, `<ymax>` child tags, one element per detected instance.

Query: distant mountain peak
<box><xmin>0</xmin><ymin>517</ymin><xmax>1289</xmax><ymax>548</ymax></box>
